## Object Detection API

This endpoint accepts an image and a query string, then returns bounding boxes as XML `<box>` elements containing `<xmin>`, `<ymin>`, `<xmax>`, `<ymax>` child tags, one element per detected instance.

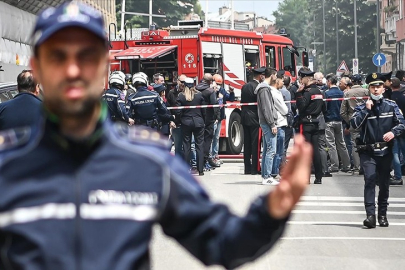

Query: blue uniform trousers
<box><xmin>360</xmin><ymin>153</ymin><xmax>392</xmax><ymax>216</ymax></box>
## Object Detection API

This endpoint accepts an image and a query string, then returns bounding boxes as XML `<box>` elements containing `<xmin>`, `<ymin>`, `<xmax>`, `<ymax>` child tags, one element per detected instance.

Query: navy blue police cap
<box><xmin>365</xmin><ymin>73</ymin><xmax>385</xmax><ymax>85</ymax></box>
<box><xmin>153</xmin><ymin>84</ymin><xmax>166</xmax><ymax>94</ymax></box>
<box><xmin>31</xmin><ymin>1</ymin><xmax>106</xmax><ymax>48</ymax></box>
<box><xmin>350</xmin><ymin>74</ymin><xmax>363</xmax><ymax>83</ymax></box>
<box><xmin>298</xmin><ymin>69</ymin><xmax>315</xmax><ymax>78</ymax></box>
<box><xmin>381</xmin><ymin>71</ymin><xmax>393</xmax><ymax>81</ymax></box>
<box><xmin>252</xmin><ymin>67</ymin><xmax>266</xmax><ymax>74</ymax></box>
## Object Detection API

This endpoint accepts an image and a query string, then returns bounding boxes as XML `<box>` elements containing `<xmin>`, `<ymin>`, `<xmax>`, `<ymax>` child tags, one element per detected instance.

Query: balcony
<box><xmin>385</xmin><ymin>13</ymin><xmax>399</xmax><ymax>33</ymax></box>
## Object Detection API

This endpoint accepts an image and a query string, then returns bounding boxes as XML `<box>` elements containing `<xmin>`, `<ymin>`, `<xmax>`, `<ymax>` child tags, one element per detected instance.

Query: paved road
<box><xmin>150</xmin><ymin>161</ymin><xmax>405</xmax><ymax>270</ymax></box>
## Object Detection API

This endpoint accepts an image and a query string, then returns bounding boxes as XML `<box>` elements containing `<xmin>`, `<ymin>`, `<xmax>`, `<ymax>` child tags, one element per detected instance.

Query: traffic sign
<box><xmin>337</xmin><ymin>60</ymin><xmax>349</xmax><ymax>72</ymax></box>
<box><xmin>372</xmin><ymin>53</ymin><xmax>386</xmax><ymax>67</ymax></box>
<box><xmin>352</xmin><ymin>58</ymin><xmax>359</xmax><ymax>75</ymax></box>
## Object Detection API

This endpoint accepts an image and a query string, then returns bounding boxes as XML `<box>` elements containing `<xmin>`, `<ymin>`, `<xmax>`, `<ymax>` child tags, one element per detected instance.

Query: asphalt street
<box><xmin>150</xmin><ymin>161</ymin><xmax>405</xmax><ymax>270</ymax></box>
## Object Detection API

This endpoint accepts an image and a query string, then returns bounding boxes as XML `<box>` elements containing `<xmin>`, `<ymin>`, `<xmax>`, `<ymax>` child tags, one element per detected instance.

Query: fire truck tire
<box><xmin>226</xmin><ymin>112</ymin><xmax>244</xmax><ymax>154</ymax></box>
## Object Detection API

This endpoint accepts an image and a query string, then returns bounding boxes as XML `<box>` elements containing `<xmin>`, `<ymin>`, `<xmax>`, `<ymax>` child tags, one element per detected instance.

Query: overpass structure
<box><xmin>0</xmin><ymin>0</ymin><xmax>116</xmax><ymax>82</ymax></box>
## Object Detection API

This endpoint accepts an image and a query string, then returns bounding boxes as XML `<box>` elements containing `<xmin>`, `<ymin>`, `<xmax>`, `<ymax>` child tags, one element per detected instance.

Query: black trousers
<box><xmin>183</xmin><ymin>125</ymin><xmax>205</xmax><ymax>173</ymax></box>
<box><xmin>360</xmin><ymin>153</ymin><xmax>392</xmax><ymax>216</ymax></box>
<box><xmin>243</xmin><ymin>124</ymin><xmax>260</xmax><ymax>174</ymax></box>
<box><xmin>302</xmin><ymin>123</ymin><xmax>322</xmax><ymax>180</ymax></box>
<box><xmin>204</xmin><ymin>121</ymin><xmax>215</xmax><ymax>161</ymax></box>
<box><xmin>282</xmin><ymin>126</ymin><xmax>294</xmax><ymax>162</ymax></box>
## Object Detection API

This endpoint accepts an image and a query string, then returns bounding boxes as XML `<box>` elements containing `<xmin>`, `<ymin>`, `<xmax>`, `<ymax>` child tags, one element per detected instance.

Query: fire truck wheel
<box><xmin>227</xmin><ymin>112</ymin><xmax>244</xmax><ymax>154</ymax></box>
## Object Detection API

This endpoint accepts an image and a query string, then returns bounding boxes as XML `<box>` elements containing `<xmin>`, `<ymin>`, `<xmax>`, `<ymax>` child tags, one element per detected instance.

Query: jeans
<box><xmin>272</xmin><ymin>127</ymin><xmax>285</xmax><ymax>176</ymax></box>
<box><xmin>392</xmin><ymin>137</ymin><xmax>405</xmax><ymax>179</ymax></box>
<box><xmin>210</xmin><ymin>121</ymin><xmax>222</xmax><ymax>157</ymax></box>
<box><xmin>260</xmin><ymin>123</ymin><xmax>277</xmax><ymax>179</ymax></box>
<box><xmin>171</xmin><ymin>126</ymin><xmax>184</xmax><ymax>158</ymax></box>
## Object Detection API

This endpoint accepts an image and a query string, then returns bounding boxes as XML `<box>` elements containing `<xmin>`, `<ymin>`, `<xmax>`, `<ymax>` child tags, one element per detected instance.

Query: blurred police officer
<box><xmin>102</xmin><ymin>71</ymin><xmax>134</xmax><ymax>125</ymax></box>
<box><xmin>296</xmin><ymin>68</ymin><xmax>327</xmax><ymax>184</ymax></box>
<box><xmin>351</xmin><ymin>72</ymin><xmax>405</xmax><ymax>228</ymax></box>
<box><xmin>241</xmin><ymin>67</ymin><xmax>264</xmax><ymax>175</ymax></box>
<box><xmin>0</xmin><ymin>69</ymin><xmax>42</xmax><ymax>130</ymax></box>
<box><xmin>128</xmin><ymin>72</ymin><xmax>167</xmax><ymax>130</ymax></box>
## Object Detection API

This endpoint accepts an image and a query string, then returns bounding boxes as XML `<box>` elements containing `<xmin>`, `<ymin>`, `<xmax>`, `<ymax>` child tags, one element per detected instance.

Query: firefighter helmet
<box><xmin>132</xmin><ymin>72</ymin><xmax>149</xmax><ymax>86</ymax></box>
<box><xmin>213</xmin><ymin>74</ymin><xmax>223</xmax><ymax>85</ymax></box>
<box><xmin>108</xmin><ymin>71</ymin><xmax>125</xmax><ymax>86</ymax></box>
<box><xmin>125</xmin><ymin>73</ymin><xmax>132</xmax><ymax>84</ymax></box>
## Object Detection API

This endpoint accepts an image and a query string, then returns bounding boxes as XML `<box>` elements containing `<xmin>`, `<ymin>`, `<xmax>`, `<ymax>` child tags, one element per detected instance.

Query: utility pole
<box><xmin>336</xmin><ymin>1</ymin><xmax>339</xmax><ymax>70</ymax></box>
<box><xmin>354</xmin><ymin>0</ymin><xmax>358</xmax><ymax>59</ymax></box>
<box><xmin>323</xmin><ymin>0</ymin><xmax>326</xmax><ymax>73</ymax></box>
<box><xmin>149</xmin><ymin>0</ymin><xmax>153</xmax><ymax>26</ymax></box>
<box><xmin>377</xmin><ymin>0</ymin><xmax>381</xmax><ymax>72</ymax></box>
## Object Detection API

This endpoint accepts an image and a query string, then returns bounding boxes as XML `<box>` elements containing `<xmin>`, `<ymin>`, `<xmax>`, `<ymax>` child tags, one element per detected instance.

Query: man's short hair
<box><xmin>391</xmin><ymin>77</ymin><xmax>401</xmax><ymax>89</ymax></box>
<box><xmin>264</xmin><ymin>67</ymin><xmax>277</xmax><ymax>78</ymax></box>
<box><xmin>17</xmin><ymin>70</ymin><xmax>36</xmax><ymax>93</ymax></box>
<box><xmin>203</xmin><ymin>73</ymin><xmax>213</xmax><ymax>83</ymax></box>
<box><xmin>327</xmin><ymin>74</ymin><xmax>338</xmax><ymax>85</ymax></box>
<box><xmin>153</xmin><ymin>73</ymin><xmax>163</xmax><ymax>82</ymax></box>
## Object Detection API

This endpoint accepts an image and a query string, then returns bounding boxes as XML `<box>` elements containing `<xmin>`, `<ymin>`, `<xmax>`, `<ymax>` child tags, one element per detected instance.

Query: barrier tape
<box><xmin>166</xmin><ymin>96</ymin><xmax>369</xmax><ymax>110</ymax></box>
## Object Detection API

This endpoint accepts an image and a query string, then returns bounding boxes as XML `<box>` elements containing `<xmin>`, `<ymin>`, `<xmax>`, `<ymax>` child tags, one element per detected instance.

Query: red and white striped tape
<box><xmin>166</xmin><ymin>96</ymin><xmax>369</xmax><ymax>110</ymax></box>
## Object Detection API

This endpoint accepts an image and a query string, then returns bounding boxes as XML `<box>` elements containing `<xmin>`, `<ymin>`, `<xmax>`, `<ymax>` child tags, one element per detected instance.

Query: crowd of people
<box><xmin>102</xmin><ymin>69</ymin><xmax>235</xmax><ymax>176</ymax></box>
<box><xmin>0</xmin><ymin>3</ymin><xmax>314</xmax><ymax>267</ymax></box>
<box><xmin>240</xmin><ymin>65</ymin><xmax>405</xmax><ymax>228</ymax></box>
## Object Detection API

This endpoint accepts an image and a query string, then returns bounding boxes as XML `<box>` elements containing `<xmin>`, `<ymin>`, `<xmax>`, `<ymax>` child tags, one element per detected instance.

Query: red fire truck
<box><xmin>108</xmin><ymin>21</ymin><xmax>307</xmax><ymax>154</ymax></box>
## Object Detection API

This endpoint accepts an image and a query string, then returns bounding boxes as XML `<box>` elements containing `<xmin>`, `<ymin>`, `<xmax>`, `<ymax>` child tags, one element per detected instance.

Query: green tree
<box><xmin>274</xmin><ymin>0</ymin><xmax>377</xmax><ymax>74</ymax></box>
<box><xmin>273</xmin><ymin>0</ymin><xmax>312</xmax><ymax>48</ymax></box>
<box><xmin>115</xmin><ymin>0</ymin><xmax>204</xmax><ymax>29</ymax></box>
<box><xmin>308</xmin><ymin>0</ymin><xmax>377</xmax><ymax>74</ymax></box>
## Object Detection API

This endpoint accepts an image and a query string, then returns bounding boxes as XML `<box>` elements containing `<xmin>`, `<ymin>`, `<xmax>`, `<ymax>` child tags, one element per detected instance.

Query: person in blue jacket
<box><xmin>102</xmin><ymin>71</ymin><xmax>134</xmax><ymax>125</ymax></box>
<box><xmin>0</xmin><ymin>2</ymin><xmax>312</xmax><ymax>269</ymax></box>
<box><xmin>351</xmin><ymin>72</ymin><xmax>405</xmax><ymax>228</ymax></box>
<box><xmin>0</xmin><ymin>69</ymin><xmax>42</xmax><ymax>130</ymax></box>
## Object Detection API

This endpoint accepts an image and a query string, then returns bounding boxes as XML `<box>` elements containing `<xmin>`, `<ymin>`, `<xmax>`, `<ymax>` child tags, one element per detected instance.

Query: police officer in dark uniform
<box><xmin>295</xmin><ymin>68</ymin><xmax>326</xmax><ymax>184</ymax></box>
<box><xmin>241</xmin><ymin>67</ymin><xmax>265</xmax><ymax>175</ymax></box>
<box><xmin>102</xmin><ymin>71</ymin><xmax>134</xmax><ymax>126</ymax></box>
<box><xmin>351</xmin><ymin>72</ymin><xmax>405</xmax><ymax>228</ymax></box>
<box><xmin>128</xmin><ymin>72</ymin><xmax>167</xmax><ymax>130</ymax></box>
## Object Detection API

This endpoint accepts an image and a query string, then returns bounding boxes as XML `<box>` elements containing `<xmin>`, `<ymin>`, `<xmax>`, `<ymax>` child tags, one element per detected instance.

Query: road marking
<box><xmin>292</xmin><ymin>210</ymin><xmax>405</xmax><ymax>215</ymax></box>
<box><xmin>281</xmin><ymin>237</ymin><xmax>405</xmax><ymax>241</ymax></box>
<box><xmin>288</xmin><ymin>221</ymin><xmax>405</xmax><ymax>226</ymax></box>
<box><xmin>297</xmin><ymin>202</ymin><xmax>405</xmax><ymax>207</ymax></box>
<box><xmin>301</xmin><ymin>196</ymin><xmax>405</xmax><ymax>202</ymax></box>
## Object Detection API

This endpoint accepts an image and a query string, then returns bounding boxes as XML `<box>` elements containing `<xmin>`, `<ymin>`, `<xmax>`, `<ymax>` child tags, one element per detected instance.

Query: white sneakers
<box><xmin>261</xmin><ymin>177</ymin><xmax>280</xmax><ymax>186</ymax></box>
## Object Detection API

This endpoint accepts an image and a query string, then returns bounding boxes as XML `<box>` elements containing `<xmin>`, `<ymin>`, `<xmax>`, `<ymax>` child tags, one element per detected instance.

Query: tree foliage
<box><xmin>115</xmin><ymin>0</ymin><xmax>204</xmax><ymax>29</ymax></box>
<box><xmin>274</xmin><ymin>0</ymin><xmax>378</xmax><ymax>74</ymax></box>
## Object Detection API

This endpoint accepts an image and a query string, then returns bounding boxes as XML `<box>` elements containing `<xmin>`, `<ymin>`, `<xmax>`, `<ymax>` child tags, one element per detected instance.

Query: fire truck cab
<box><xmin>108</xmin><ymin>21</ymin><xmax>305</xmax><ymax>154</ymax></box>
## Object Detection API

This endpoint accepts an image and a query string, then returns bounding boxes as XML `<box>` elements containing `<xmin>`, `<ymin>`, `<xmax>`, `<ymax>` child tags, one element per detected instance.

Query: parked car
<box><xmin>0</xmin><ymin>82</ymin><xmax>18</xmax><ymax>103</ymax></box>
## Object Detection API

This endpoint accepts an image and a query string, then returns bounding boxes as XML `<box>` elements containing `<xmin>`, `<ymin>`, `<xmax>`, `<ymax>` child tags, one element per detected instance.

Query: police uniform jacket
<box><xmin>175</xmin><ymin>91</ymin><xmax>206</xmax><ymax>128</ymax></box>
<box><xmin>128</xmin><ymin>86</ymin><xmax>166</xmax><ymax>122</ymax></box>
<box><xmin>102</xmin><ymin>87</ymin><xmax>130</xmax><ymax>123</ymax></box>
<box><xmin>0</xmin><ymin>106</ymin><xmax>288</xmax><ymax>270</ymax></box>
<box><xmin>296</xmin><ymin>84</ymin><xmax>326</xmax><ymax>124</ymax></box>
<box><xmin>241</xmin><ymin>80</ymin><xmax>260</xmax><ymax>126</ymax></box>
<box><xmin>351</xmin><ymin>98</ymin><xmax>405</xmax><ymax>156</ymax></box>
<box><xmin>0</xmin><ymin>92</ymin><xmax>42</xmax><ymax>130</ymax></box>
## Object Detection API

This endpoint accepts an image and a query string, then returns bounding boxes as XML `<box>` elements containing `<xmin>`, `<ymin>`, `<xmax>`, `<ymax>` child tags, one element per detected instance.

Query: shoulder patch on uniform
<box><xmin>0</xmin><ymin>128</ymin><xmax>31</xmax><ymax>152</ymax></box>
<box><xmin>113</xmin><ymin>123</ymin><xmax>171</xmax><ymax>149</ymax></box>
